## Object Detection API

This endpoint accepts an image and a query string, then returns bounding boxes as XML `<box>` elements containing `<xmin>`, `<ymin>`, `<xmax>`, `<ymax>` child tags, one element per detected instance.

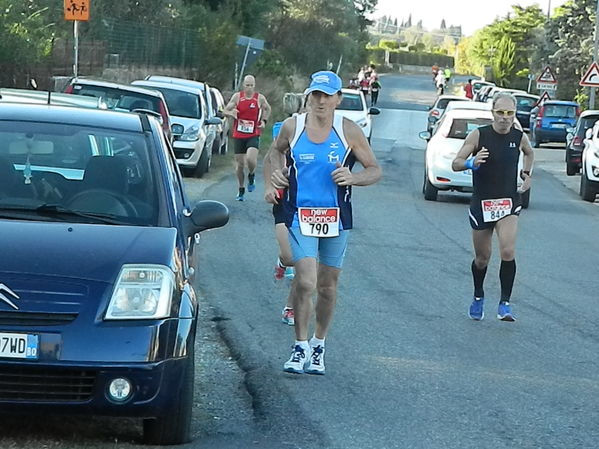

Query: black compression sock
<box><xmin>238</xmin><ymin>187</ymin><xmax>245</xmax><ymax>195</ymax></box>
<box><xmin>471</xmin><ymin>260</ymin><xmax>487</xmax><ymax>298</ymax></box>
<box><xmin>500</xmin><ymin>259</ymin><xmax>516</xmax><ymax>302</ymax></box>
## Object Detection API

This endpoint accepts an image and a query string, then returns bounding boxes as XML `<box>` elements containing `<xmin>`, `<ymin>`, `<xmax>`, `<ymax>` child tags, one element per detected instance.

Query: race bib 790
<box><xmin>298</xmin><ymin>207</ymin><xmax>340</xmax><ymax>237</ymax></box>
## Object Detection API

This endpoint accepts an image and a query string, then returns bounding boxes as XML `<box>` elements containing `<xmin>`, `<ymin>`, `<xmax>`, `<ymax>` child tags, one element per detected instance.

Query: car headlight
<box><xmin>179</xmin><ymin>125</ymin><xmax>200</xmax><ymax>141</ymax></box>
<box><xmin>105</xmin><ymin>265</ymin><xmax>174</xmax><ymax>320</ymax></box>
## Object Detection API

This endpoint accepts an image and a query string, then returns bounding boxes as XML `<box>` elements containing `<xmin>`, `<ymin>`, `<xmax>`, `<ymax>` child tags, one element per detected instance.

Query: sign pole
<box><xmin>590</xmin><ymin>0</ymin><xmax>599</xmax><ymax>108</ymax></box>
<box><xmin>73</xmin><ymin>20</ymin><xmax>79</xmax><ymax>78</ymax></box>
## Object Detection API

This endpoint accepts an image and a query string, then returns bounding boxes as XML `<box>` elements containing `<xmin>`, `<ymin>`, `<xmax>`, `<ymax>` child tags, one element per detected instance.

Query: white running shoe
<box><xmin>283</xmin><ymin>344</ymin><xmax>310</xmax><ymax>374</ymax></box>
<box><xmin>304</xmin><ymin>344</ymin><xmax>325</xmax><ymax>375</ymax></box>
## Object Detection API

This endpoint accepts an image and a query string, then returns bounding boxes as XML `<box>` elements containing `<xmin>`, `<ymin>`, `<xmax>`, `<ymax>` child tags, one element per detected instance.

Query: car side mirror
<box><xmin>419</xmin><ymin>131</ymin><xmax>431</xmax><ymax>141</ymax></box>
<box><xmin>171</xmin><ymin>123</ymin><xmax>184</xmax><ymax>140</ymax></box>
<box><xmin>586</xmin><ymin>128</ymin><xmax>593</xmax><ymax>139</ymax></box>
<box><xmin>205</xmin><ymin>117</ymin><xmax>223</xmax><ymax>126</ymax></box>
<box><xmin>185</xmin><ymin>200</ymin><xmax>229</xmax><ymax>237</ymax></box>
<box><xmin>368</xmin><ymin>107</ymin><xmax>380</xmax><ymax>115</ymax></box>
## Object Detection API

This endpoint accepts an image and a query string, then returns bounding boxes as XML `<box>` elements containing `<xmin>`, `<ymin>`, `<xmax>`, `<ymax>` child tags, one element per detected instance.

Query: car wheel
<box><xmin>194</xmin><ymin>148</ymin><xmax>210</xmax><ymax>178</ymax></box>
<box><xmin>423</xmin><ymin>169</ymin><xmax>438</xmax><ymax>201</ymax></box>
<box><xmin>580</xmin><ymin>171</ymin><xmax>598</xmax><ymax>202</ymax></box>
<box><xmin>521</xmin><ymin>188</ymin><xmax>530</xmax><ymax>209</ymax></box>
<box><xmin>566</xmin><ymin>163</ymin><xmax>578</xmax><ymax>176</ymax></box>
<box><xmin>211</xmin><ymin>135</ymin><xmax>221</xmax><ymax>155</ymax></box>
<box><xmin>143</xmin><ymin>347</ymin><xmax>195</xmax><ymax>445</ymax></box>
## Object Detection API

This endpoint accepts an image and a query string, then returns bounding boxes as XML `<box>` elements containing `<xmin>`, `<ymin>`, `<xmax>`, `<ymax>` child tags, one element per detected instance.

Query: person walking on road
<box><xmin>370</xmin><ymin>76</ymin><xmax>382</xmax><ymax>107</ymax></box>
<box><xmin>268</xmin><ymin>70</ymin><xmax>382</xmax><ymax>375</ymax></box>
<box><xmin>451</xmin><ymin>92</ymin><xmax>534</xmax><ymax>322</ymax></box>
<box><xmin>435</xmin><ymin>71</ymin><xmax>446</xmax><ymax>95</ymax></box>
<box><xmin>464</xmin><ymin>79</ymin><xmax>474</xmax><ymax>100</ymax></box>
<box><xmin>224</xmin><ymin>75</ymin><xmax>271</xmax><ymax>201</ymax></box>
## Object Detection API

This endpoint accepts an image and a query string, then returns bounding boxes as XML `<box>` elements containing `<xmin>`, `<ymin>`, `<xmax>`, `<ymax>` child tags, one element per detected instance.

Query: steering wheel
<box><xmin>66</xmin><ymin>189</ymin><xmax>138</xmax><ymax>217</ymax></box>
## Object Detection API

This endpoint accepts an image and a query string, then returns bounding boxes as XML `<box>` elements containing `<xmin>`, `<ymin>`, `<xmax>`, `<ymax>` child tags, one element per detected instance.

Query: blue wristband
<box><xmin>465</xmin><ymin>157</ymin><xmax>479</xmax><ymax>170</ymax></box>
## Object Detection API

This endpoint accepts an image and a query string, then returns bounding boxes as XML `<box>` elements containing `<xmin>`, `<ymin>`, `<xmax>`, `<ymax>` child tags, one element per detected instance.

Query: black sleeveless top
<box><xmin>472</xmin><ymin>125</ymin><xmax>522</xmax><ymax>201</ymax></box>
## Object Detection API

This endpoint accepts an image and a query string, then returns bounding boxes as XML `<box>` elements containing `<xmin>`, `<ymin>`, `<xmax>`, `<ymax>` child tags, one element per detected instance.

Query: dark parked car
<box><xmin>529</xmin><ymin>100</ymin><xmax>580</xmax><ymax>147</ymax></box>
<box><xmin>64</xmin><ymin>78</ymin><xmax>173</xmax><ymax>141</ymax></box>
<box><xmin>0</xmin><ymin>103</ymin><xmax>228</xmax><ymax>444</ymax></box>
<box><xmin>565</xmin><ymin>110</ymin><xmax>599</xmax><ymax>175</ymax></box>
<box><xmin>513</xmin><ymin>93</ymin><xmax>539</xmax><ymax>131</ymax></box>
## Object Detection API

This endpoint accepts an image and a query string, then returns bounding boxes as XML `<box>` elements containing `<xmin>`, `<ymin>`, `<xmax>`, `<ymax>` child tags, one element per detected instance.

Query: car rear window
<box><xmin>448</xmin><ymin>118</ymin><xmax>493</xmax><ymax>139</ymax></box>
<box><xmin>71</xmin><ymin>85</ymin><xmax>161</xmax><ymax>114</ymax></box>
<box><xmin>577</xmin><ymin>116</ymin><xmax>599</xmax><ymax>137</ymax></box>
<box><xmin>544</xmin><ymin>105</ymin><xmax>577</xmax><ymax>118</ymax></box>
<box><xmin>516</xmin><ymin>97</ymin><xmax>538</xmax><ymax>111</ymax></box>
<box><xmin>148</xmin><ymin>87</ymin><xmax>202</xmax><ymax>119</ymax></box>
<box><xmin>338</xmin><ymin>94</ymin><xmax>364</xmax><ymax>111</ymax></box>
<box><xmin>0</xmin><ymin>121</ymin><xmax>159</xmax><ymax>225</ymax></box>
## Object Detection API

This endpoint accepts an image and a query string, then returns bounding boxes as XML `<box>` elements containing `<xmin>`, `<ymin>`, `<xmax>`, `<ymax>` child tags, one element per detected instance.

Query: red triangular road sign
<box><xmin>536</xmin><ymin>66</ymin><xmax>557</xmax><ymax>83</ymax></box>
<box><xmin>538</xmin><ymin>91</ymin><xmax>551</xmax><ymax>104</ymax></box>
<box><xmin>580</xmin><ymin>62</ymin><xmax>599</xmax><ymax>87</ymax></box>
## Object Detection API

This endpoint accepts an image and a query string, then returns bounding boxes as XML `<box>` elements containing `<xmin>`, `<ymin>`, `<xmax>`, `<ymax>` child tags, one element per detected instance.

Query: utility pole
<box><xmin>591</xmin><ymin>0</ymin><xmax>599</xmax><ymax>108</ymax></box>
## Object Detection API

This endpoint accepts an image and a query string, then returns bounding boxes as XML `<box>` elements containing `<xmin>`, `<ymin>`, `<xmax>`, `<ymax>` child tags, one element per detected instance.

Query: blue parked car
<box><xmin>0</xmin><ymin>102</ymin><xmax>228</xmax><ymax>444</ymax></box>
<box><xmin>529</xmin><ymin>100</ymin><xmax>580</xmax><ymax>147</ymax></box>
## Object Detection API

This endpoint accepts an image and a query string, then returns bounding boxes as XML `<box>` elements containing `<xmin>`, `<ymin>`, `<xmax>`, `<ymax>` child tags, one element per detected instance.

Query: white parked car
<box><xmin>132</xmin><ymin>79</ymin><xmax>221</xmax><ymax>178</ymax></box>
<box><xmin>336</xmin><ymin>88</ymin><xmax>379</xmax><ymax>142</ymax></box>
<box><xmin>580</xmin><ymin>124</ymin><xmax>599</xmax><ymax>202</ymax></box>
<box><xmin>419</xmin><ymin>109</ymin><xmax>529</xmax><ymax>207</ymax></box>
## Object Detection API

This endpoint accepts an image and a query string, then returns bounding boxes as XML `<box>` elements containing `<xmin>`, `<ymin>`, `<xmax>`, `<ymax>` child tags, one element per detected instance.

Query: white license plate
<box><xmin>551</xmin><ymin>123</ymin><xmax>567</xmax><ymax>128</ymax></box>
<box><xmin>0</xmin><ymin>332</ymin><xmax>38</xmax><ymax>359</ymax></box>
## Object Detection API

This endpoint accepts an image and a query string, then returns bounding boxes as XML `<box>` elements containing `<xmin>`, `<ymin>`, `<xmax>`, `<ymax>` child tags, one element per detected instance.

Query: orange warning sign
<box><xmin>64</xmin><ymin>0</ymin><xmax>90</xmax><ymax>21</ymax></box>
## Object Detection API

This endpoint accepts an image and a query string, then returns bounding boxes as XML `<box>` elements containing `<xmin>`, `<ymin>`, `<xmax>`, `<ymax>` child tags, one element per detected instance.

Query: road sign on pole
<box><xmin>538</xmin><ymin>91</ymin><xmax>552</xmax><ymax>104</ymax></box>
<box><xmin>536</xmin><ymin>66</ymin><xmax>557</xmax><ymax>84</ymax></box>
<box><xmin>580</xmin><ymin>61</ymin><xmax>599</xmax><ymax>87</ymax></box>
<box><xmin>64</xmin><ymin>0</ymin><xmax>90</xmax><ymax>21</ymax></box>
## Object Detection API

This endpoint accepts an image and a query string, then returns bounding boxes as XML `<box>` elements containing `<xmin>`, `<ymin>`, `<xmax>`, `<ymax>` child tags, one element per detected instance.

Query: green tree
<box><xmin>492</xmin><ymin>35</ymin><xmax>516</xmax><ymax>85</ymax></box>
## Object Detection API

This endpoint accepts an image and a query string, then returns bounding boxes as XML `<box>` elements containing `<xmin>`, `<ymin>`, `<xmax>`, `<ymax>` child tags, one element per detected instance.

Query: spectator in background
<box><xmin>464</xmin><ymin>79</ymin><xmax>474</xmax><ymax>100</ymax></box>
<box><xmin>370</xmin><ymin>77</ymin><xmax>382</xmax><ymax>107</ymax></box>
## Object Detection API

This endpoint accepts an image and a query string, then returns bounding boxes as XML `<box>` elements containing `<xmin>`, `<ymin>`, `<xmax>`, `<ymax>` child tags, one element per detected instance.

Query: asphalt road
<box><xmin>189</xmin><ymin>73</ymin><xmax>599</xmax><ymax>449</ymax></box>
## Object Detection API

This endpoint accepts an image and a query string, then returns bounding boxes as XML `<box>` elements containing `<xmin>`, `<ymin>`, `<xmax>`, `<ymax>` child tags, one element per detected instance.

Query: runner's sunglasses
<box><xmin>492</xmin><ymin>109</ymin><xmax>516</xmax><ymax>117</ymax></box>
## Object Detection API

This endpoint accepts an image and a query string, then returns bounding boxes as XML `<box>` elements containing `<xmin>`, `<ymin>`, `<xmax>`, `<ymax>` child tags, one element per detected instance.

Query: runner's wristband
<box><xmin>465</xmin><ymin>157</ymin><xmax>479</xmax><ymax>170</ymax></box>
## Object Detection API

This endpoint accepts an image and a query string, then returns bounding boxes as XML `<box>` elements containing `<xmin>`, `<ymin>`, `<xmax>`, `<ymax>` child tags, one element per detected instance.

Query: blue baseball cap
<box><xmin>304</xmin><ymin>70</ymin><xmax>343</xmax><ymax>95</ymax></box>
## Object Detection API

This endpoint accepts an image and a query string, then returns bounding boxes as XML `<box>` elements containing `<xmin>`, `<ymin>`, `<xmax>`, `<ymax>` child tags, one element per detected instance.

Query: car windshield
<box><xmin>71</xmin><ymin>85</ymin><xmax>160</xmax><ymax>114</ymax></box>
<box><xmin>544</xmin><ymin>105</ymin><xmax>577</xmax><ymax>118</ymax></box>
<box><xmin>436</xmin><ymin>98</ymin><xmax>467</xmax><ymax>109</ymax></box>
<box><xmin>0</xmin><ymin>120</ymin><xmax>159</xmax><ymax>225</ymax></box>
<box><xmin>148</xmin><ymin>87</ymin><xmax>202</xmax><ymax>119</ymax></box>
<box><xmin>338</xmin><ymin>94</ymin><xmax>364</xmax><ymax>111</ymax></box>
<box><xmin>516</xmin><ymin>97</ymin><xmax>538</xmax><ymax>111</ymax></box>
<box><xmin>448</xmin><ymin>118</ymin><xmax>493</xmax><ymax>139</ymax></box>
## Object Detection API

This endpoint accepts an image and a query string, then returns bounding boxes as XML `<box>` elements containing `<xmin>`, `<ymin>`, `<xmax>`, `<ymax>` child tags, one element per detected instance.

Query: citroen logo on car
<box><xmin>0</xmin><ymin>284</ymin><xmax>20</xmax><ymax>310</ymax></box>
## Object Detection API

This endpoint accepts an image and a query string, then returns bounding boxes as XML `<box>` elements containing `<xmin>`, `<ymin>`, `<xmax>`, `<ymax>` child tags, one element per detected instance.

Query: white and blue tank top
<box><xmin>281</xmin><ymin>113</ymin><xmax>356</xmax><ymax>230</ymax></box>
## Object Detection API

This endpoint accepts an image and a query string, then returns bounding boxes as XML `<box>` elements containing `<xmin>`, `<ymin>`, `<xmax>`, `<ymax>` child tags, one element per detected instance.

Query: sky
<box><xmin>372</xmin><ymin>0</ymin><xmax>569</xmax><ymax>36</ymax></box>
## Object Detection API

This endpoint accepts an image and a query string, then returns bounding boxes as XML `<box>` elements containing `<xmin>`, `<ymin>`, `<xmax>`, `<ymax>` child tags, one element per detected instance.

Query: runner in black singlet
<box><xmin>452</xmin><ymin>92</ymin><xmax>534</xmax><ymax>322</ymax></box>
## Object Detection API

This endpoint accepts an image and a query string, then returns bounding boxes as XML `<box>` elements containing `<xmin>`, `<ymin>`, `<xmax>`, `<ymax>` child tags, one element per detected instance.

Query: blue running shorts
<box><xmin>288</xmin><ymin>227</ymin><xmax>350</xmax><ymax>269</ymax></box>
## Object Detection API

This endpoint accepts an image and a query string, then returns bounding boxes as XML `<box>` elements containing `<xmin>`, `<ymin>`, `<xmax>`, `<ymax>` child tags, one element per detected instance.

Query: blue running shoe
<box><xmin>469</xmin><ymin>297</ymin><xmax>484</xmax><ymax>320</ymax></box>
<box><xmin>497</xmin><ymin>302</ymin><xmax>516</xmax><ymax>321</ymax></box>
<box><xmin>235</xmin><ymin>193</ymin><xmax>244</xmax><ymax>201</ymax></box>
<box><xmin>247</xmin><ymin>173</ymin><xmax>256</xmax><ymax>192</ymax></box>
